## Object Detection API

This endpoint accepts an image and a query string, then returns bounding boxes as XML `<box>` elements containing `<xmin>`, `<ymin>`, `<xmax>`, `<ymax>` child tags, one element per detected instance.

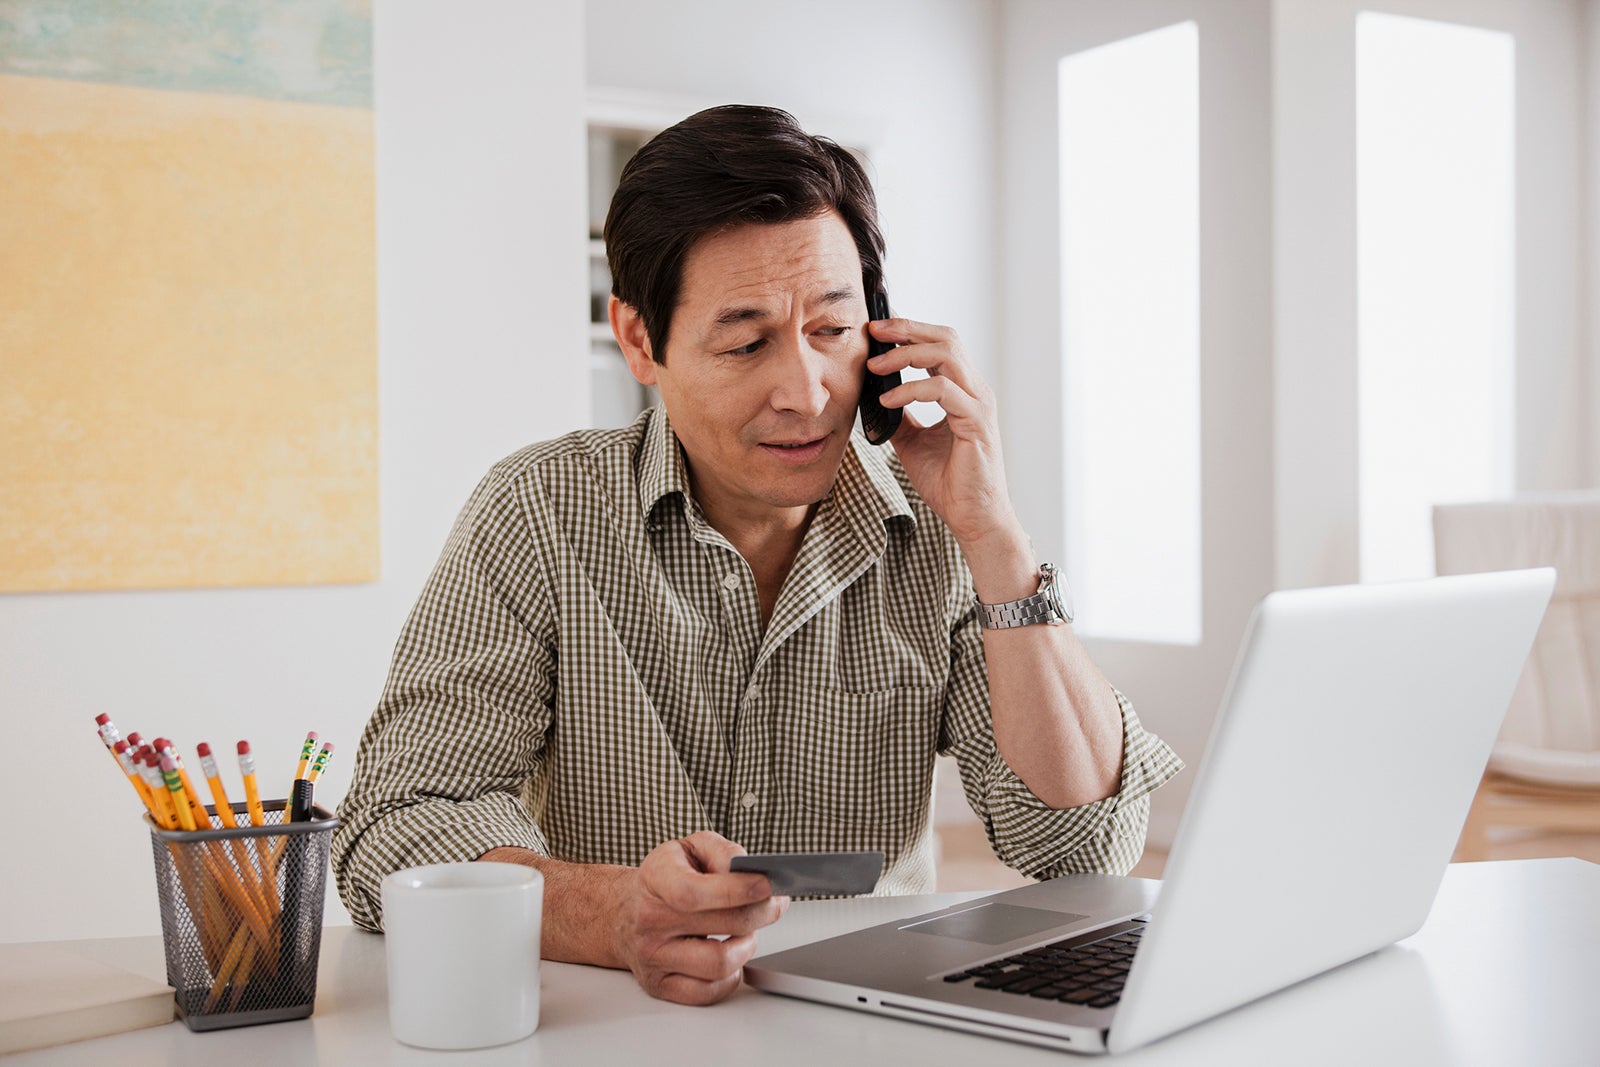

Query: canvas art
<box><xmin>0</xmin><ymin>0</ymin><xmax>377</xmax><ymax>592</ymax></box>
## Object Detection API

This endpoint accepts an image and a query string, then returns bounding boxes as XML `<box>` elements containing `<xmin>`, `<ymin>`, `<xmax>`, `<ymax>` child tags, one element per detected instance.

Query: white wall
<box><xmin>1000</xmin><ymin>0</ymin><xmax>1278</xmax><ymax>846</ymax></box>
<box><xmin>0</xmin><ymin>0</ymin><xmax>590</xmax><ymax>943</ymax></box>
<box><xmin>1275</xmin><ymin>0</ymin><xmax>1592</xmax><ymax>595</ymax></box>
<box><xmin>584</xmin><ymin>0</ymin><xmax>1001</xmax><ymax>386</ymax></box>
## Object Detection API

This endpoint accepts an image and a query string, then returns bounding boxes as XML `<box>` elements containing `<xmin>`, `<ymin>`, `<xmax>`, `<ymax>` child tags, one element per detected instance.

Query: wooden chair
<box><xmin>1434</xmin><ymin>494</ymin><xmax>1600</xmax><ymax>861</ymax></box>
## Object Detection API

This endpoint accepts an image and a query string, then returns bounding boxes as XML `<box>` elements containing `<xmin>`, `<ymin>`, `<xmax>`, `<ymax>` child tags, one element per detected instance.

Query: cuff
<box><xmin>983</xmin><ymin>688</ymin><xmax>1184</xmax><ymax>878</ymax></box>
<box><xmin>333</xmin><ymin>790</ymin><xmax>548</xmax><ymax>932</ymax></box>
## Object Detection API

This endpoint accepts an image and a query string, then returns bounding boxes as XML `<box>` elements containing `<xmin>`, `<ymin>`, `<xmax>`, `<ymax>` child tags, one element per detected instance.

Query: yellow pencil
<box><xmin>156</xmin><ymin>738</ymin><xmax>212</xmax><ymax>831</ymax></box>
<box><xmin>306</xmin><ymin>742</ymin><xmax>334</xmax><ymax>785</ymax></box>
<box><xmin>236</xmin><ymin>741</ymin><xmax>266</xmax><ymax>827</ymax></box>
<box><xmin>294</xmin><ymin>731</ymin><xmax>318</xmax><ymax>781</ymax></box>
<box><xmin>137</xmin><ymin>750</ymin><xmax>177</xmax><ymax>830</ymax></box>
<box><xmin>160</xmin><ymin>754</ymin><xmax>197</xmax><ymax>832</ymax></box>
<box><xmin>112</xmin><ymin>740</ymin><xmax>157</xmax><ymax>819</ymax></box>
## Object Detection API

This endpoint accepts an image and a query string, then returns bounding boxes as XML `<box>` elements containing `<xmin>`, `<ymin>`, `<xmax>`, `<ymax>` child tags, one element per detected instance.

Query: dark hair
<box><xmin>604</xmin><ymin>104</ymin><xmax>886</xmax><ymax>363</ymax></box>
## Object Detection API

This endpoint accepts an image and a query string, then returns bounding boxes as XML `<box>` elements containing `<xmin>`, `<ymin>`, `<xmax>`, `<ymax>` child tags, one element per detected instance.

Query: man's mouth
<box><xmin>758</xmin><ymin>435</ymin><xmax>829</xmax><ymax>463</ymax></box>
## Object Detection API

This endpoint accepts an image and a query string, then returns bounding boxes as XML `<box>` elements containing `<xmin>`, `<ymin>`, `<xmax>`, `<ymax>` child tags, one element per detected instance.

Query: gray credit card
<box><xmin>729</xmin><ymin>850</ymin><xmax>885</xmax><ymax>896</ymax></box>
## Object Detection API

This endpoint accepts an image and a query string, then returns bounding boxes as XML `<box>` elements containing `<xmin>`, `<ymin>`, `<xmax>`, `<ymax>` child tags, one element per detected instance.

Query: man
<box><xmin>332</xmin><ymin>105</ymin><xmax>1182</xmax><ymax>1006</ymax></box>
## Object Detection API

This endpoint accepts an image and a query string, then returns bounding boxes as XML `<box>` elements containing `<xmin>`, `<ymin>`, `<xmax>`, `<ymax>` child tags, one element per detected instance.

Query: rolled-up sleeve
<box><xmin>940</xmin><ymin>602</ymin><xmax>1184</xmax><ymax>880</ymax></box>
<box><xmin>331</xmin><ymin>469</ymin><xmax>557</xmax><ymax>931</ymax></box>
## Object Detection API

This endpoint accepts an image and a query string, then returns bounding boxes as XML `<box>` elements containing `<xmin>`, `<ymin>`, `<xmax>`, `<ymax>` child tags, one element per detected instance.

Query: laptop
<box><xmin>744</xmin><ymin>569</ymin><xmax>1555</xmax><ymax>1054</ymax></box>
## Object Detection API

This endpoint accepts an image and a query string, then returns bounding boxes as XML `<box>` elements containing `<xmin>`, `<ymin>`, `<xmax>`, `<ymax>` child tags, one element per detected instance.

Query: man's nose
<box><xmin>768</xmin><ymin>334</ymin><xmax>831</xmax><ymax>418</ymax></box>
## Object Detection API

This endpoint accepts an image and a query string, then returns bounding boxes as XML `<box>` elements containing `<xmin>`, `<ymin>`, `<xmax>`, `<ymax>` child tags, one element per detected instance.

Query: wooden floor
<box><xmin>933</xmin><ymin>820</ymin><xmax>1600</xmax><ymax>892</ymax></box>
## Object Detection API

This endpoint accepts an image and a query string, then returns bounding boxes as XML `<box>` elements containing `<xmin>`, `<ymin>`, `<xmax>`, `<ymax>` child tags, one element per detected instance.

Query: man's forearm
<box><xmin>477</xmin><ymin>846</ymin><xmax>630</xmax><ymax>967</ymax></box>
<box><xmin>963</xmin><ymin>524</ymin><xmax>1124</xmax><ymax>809</ymax></box>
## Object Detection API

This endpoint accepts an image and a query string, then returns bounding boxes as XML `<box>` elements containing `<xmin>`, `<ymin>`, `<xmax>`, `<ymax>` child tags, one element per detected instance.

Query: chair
<box><xmin>1433</xmin><ymin>493</ymin><xmax>1600</xmax><ymax>861</ymax></box>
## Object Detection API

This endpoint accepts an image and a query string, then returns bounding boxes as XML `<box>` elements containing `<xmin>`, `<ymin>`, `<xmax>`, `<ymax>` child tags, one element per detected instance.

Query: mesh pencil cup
<box><xmin>146</xmin><ymin>800</ymin><xmax>338</xmax><ymax>1031</ymax></box>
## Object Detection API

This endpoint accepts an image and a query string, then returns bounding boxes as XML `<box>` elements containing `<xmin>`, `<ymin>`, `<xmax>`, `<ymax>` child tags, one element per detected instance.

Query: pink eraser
<box><xmin>160</xmin><ymin>754</ymin><xmax>176</xmax><ymax>771</ymax></box>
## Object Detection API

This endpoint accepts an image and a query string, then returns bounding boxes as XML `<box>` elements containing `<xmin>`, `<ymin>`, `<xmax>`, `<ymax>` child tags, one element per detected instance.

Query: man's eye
<box><xmin>818</xmin><ymin>326</ymin><xmax>851</xmax><ymax>337</ymax></box>
<box><xmin>726</xmin><ymin>339</ymin><xmax>765</xmax><ymax>356</ymax></box>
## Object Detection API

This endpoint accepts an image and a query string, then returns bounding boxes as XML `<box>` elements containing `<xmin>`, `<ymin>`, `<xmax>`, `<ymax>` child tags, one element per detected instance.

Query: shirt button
<box><xmin>746</xmin><ymin>685</ymin><xmax>761</xmax><ymax>703</ymax></box>
<box><xmin>721</xmin><ymin>573</ymin><xmax>740</xmax><ymax>591</ymax></box>
<box><xmin>740</xmin><ymin>791</ymin><xmax>757</xmax><ymax>809</ymax></box>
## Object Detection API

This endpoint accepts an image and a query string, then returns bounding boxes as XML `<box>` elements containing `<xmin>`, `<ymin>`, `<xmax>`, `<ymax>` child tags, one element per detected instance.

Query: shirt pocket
<box><xmin>773</xmin><ymin>684</ymin><xmax>943</xmax><ymax>830</ymax></box>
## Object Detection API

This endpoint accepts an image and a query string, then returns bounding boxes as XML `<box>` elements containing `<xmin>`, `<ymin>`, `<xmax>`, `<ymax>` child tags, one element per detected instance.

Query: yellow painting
<box><xmin>0</xmin><ymin>2</ymin><xmax>376</xmax><ymax>591</ymax></box>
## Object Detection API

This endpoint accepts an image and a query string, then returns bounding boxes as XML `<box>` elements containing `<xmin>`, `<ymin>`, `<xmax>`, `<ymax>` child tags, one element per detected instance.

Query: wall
<box><xmin>999</xmin><ymin>0</ymin><xmax>1278</xmax><ymax>846</ymax></box>
<box><xmin>0</xmin><ymin>0</ymin><xmax>590</xmax><ymax>943</ymax></box>
<box><xmin>584</xmin><ymin>0</ymin><xmax>1002</xmax><ymax>387</ymax></box>
<box><xmin>1275</xmin><ymin>0</ymin><xmax>1591</xmax><ymax>595</ymax></box>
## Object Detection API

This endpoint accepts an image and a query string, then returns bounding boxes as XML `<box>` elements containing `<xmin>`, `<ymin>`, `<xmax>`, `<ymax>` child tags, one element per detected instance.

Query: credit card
<box><xmin>729</xmin><ymin>850</ymin><xmax>885</xmax><ymax>897</ymax></box>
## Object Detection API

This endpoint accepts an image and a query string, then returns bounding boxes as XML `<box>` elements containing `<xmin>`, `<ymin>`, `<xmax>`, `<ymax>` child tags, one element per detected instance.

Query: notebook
<box><xmin>745</xmin><ymin>569</ymin><xmax>1556</xmax><ymax>1054</ymax></box>
<box><xmin>0</xmin><ymin>941</ymin><xmax>174</xmax><ymax>1054</ymax></box>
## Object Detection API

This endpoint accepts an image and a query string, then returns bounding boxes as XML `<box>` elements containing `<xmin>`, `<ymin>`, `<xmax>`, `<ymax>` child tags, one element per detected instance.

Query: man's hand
<box><xmin>867</xmin><ymin>317</ymin><xmax>1022</xmax><ymax>554</ymax></box>
<box><xmin>610</xmin><ymin>831</ymin><xmax>790</xmax><ymax>1005</ymax></box>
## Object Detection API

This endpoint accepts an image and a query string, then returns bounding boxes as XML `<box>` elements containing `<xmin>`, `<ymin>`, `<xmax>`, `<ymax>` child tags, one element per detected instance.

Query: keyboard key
<box><xmin>1002</xmin><ymin>978</ymin><xmax>1052</xmax><ymax>995</ymax></box>
<box><xmin>1088</xmin><ymin>994</ymin><xmax>1119</xmax><ymax>1008</ymax></box>
<box><xmin>943</xmin><ymin>972</ymin><xmax>975</xmax><ymax>983</ymax></box>
<box><xmin>1029</xmin><ymin>986</ymin><xmax>1069</xmax><ymax>998</ymax></box>
<box><xmin>1059</xmin><ymin>987</ymin><xmax>1100</xmax><ymax>1004</ymax></box>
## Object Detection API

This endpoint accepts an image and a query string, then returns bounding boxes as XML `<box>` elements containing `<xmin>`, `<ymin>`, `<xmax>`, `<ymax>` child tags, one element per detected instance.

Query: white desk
<box><xmin>11</xmin><ymin>859</ymin><xmax>1597</xmax><ymax>1065</ymax></box>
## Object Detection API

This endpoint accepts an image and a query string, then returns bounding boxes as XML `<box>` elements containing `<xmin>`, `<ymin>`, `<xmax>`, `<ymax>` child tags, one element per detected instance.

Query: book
<box><xmin>0</xmin><ymin>941</ymin><xmax>174</xmax><ymax>1055</ymax></box>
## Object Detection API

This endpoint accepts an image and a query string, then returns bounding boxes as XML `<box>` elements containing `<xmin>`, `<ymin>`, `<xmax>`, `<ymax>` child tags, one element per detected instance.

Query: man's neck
<box><xmin>687</xmin><ymin>473</ymin><xmax>820</xmax><ymax>627</ymax></box>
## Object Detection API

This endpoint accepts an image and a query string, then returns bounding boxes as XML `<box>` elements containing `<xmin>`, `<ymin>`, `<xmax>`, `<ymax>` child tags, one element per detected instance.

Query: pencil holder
<box><xmin>146</xmin><ymin>800</ymin><xmax>338</xmax><ymax>1031</ymax></box>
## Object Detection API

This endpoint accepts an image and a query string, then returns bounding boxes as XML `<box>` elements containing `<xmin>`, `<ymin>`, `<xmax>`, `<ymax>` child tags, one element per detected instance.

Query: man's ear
<box><xmin>609</xmin><ymin>295</ymin><xmax>659</xmax><ymax>386</ymax></box>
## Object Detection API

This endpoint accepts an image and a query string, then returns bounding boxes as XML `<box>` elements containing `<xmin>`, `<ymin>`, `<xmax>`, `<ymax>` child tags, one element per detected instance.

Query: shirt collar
<box><xmin>636</xmin><ymin>405</ymin><xmax>917</xmax><ymax>546</ymax></box>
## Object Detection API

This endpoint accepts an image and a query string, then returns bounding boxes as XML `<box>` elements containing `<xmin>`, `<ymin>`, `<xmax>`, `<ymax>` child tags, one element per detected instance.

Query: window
<box><xmin>1356</xmin><ymin>12</ymin><xmax>1516</xmax><ymax>583</ymax></box>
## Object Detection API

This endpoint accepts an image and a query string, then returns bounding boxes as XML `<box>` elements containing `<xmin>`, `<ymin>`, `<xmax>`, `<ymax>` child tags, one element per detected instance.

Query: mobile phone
<box><xmin>859</xmin><ymin>289</ymin><xmax>901</xmax><ymax>446</ymax></box>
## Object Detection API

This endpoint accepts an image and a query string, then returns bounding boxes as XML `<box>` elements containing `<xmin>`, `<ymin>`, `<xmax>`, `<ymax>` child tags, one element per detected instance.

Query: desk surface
<box><xmin>10</xmin><ymin>858</ymin><xmax>1598</xmax><ymax>1066</ymax></box>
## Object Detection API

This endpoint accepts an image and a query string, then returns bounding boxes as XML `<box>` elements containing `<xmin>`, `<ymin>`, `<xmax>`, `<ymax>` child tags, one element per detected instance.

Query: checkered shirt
<box><xmin>332</xmin><ymin>406</ymin><xmax>1184</xmax><ymax>930</ymax></box>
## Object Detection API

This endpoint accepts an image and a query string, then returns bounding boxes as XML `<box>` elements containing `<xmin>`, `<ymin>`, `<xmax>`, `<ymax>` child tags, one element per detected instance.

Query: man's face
<box><xmin>627</xmin><ymin>210</ymin><xmax>869</xmax><ymax>519</ymax></box>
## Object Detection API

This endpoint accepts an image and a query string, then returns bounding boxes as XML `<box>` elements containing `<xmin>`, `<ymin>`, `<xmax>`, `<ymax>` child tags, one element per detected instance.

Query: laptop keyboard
<box><xmin>939</xmin><ymin>920</ymin><xmax>1145</xmax><ymax>1009</ymax></box>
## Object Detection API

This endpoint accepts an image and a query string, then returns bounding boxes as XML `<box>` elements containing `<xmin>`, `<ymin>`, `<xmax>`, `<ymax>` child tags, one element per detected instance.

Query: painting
<box><xmin>0</xmin><ymin>0</ymin><xmax>377</xmax><ymax>592</ymax></box>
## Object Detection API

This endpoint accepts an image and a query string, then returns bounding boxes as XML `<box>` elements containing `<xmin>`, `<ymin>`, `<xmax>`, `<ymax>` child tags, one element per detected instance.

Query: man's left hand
<box><xmin>868</xmin><ymin>316</ymin><xmax>1019</xmax><ymax>549</ymax></box>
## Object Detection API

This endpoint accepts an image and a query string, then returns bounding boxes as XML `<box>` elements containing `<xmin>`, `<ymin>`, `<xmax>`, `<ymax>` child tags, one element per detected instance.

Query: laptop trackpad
<box><xmin>901</xmin><ymin>904</ymin><xmax>1089</xmax><ymax>946</ymax></box>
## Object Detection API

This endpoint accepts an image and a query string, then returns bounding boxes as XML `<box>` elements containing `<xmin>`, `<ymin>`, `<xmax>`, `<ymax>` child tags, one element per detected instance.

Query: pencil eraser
<box><xmin>114</xmin><ymin>739</ymin><xmax>129</xmax><ymax>753</ymax></box>
<box><xmin>306</xmin><ymin>731</ymin><xmax>318</xmax><ymax>741</ymax></box>
<box><xmin>95</xmin><ymin>713</ymin><xmax>110</xmax><ymax>725</ymax></box>
<box><xmin>237</xmin><ymin>740</ymin><xmax>251</xmax><ymax>755</ymax></box>
<box><xmin>127</xmin><ymin>732</ymin><xmax>143</xmax><ymax>746</ymax></box>
<box><xmin>160</xmin><ymin>754</ymin><xmax>176</xmax><ymax>771</ymax></box>
<box><xmin>196</xmin><ymin>742</ymin><xmax>211</xmax><ymax>758</ymax></box>
<box><xmin>322</xmin><ymin>742</ymin><xmax>334</xmax><ymax>752</ymax></box>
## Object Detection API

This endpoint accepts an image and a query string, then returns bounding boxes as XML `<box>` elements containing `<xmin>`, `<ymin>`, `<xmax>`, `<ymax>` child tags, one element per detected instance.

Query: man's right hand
<box><xmin>610</xmin><ymin>831</ymin><xmax>790</xmax><ymax>1005</ymax></box>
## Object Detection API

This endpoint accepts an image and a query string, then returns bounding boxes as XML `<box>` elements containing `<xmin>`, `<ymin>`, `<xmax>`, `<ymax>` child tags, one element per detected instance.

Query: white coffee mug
<box><xmin>381</xmin><ymin>861</ymin><xmax>544</xmax><ymax>1050</ymax></box>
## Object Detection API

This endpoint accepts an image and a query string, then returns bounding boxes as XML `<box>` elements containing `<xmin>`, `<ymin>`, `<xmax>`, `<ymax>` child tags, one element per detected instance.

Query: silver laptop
<box><xmin>744</xmin><ymin>569</ymin><xmax>1555</xmax><ymax>1054</ymax></box>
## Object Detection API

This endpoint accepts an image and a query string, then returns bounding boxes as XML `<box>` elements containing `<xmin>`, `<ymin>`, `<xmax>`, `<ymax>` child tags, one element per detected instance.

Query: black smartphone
<box><xmin>860</xmin><ymin>289</ymin><xmax>902</xmax><ymax>446</ymax></box>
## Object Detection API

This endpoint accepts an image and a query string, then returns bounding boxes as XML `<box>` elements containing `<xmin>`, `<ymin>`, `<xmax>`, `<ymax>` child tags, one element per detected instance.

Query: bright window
<box><xmin>1059</xmin><ymin>21</ymin><xmax>1201</xmax><ymax>644</ymax></box>
<box><xmin>1356</xmin><ymin>12</ymin><xmax>1516</xmax><ymax>583</ymax></box>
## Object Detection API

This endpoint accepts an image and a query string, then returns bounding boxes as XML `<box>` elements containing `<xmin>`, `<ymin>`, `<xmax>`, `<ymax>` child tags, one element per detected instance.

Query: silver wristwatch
<box><xmin>974</xmin><ymin>563</ymin><xmax>1074</xmax><ymax>629</ymax></box>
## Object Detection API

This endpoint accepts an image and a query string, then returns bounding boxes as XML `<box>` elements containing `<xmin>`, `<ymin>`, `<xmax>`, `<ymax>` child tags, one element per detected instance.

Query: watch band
<box><xmin>974</xmin><ymin>562</ymin><xmax>1073</xmax><ymax>629</ymax></box>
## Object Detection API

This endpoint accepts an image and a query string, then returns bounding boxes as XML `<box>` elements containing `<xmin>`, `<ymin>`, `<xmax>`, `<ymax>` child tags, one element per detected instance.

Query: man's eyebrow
<box><xmin>706</xmin><ymin>287</ymin><xmax>859</xmax><ymax>333</ymax></box>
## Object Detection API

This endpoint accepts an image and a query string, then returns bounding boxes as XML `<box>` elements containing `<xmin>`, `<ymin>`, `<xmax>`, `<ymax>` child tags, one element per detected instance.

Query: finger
<box><xmin>880</xmin><ymin>375</ymin><xmax>987</xmax><ymax>423</ymax></box>
<box><xmin>654</xmin><ymin>895</ymin><xmax>790</xmax><ymax>939</ymax></box>
<box><xmin>867</xmin><ymin>316</ymin><xmax>957</xmax><ymax>347</ymax></box>
<box><xmin>644</xmin><ymin>840</ymin><xmax>772</xmax><ymax>913</ymax></box>
<box><xmin>650</xmin><ymin>969</ymin><xmax>745</xmax><ymax>1007</ymax></box>
<box><xmin>654</xmin><ymin>932</ymin><xmax>760</xmax><ymax>983</ymax></box>
<box><xmin>677</xmin><ymin>830</ymin><xmax>746</xmax><ymax>874</ymax></box>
